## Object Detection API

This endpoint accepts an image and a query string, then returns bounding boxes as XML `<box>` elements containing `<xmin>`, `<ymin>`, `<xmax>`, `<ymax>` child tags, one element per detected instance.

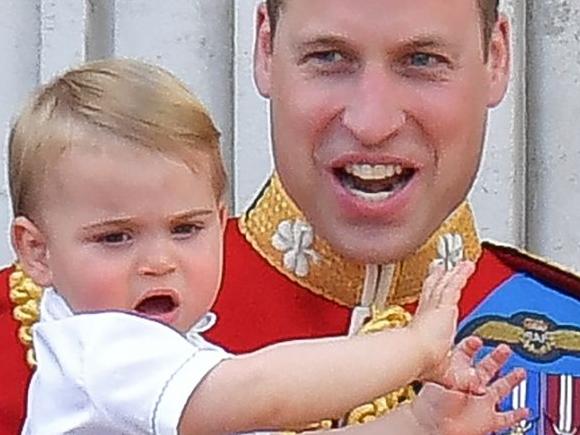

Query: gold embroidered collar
<box><xmin>239</xmin><ymin>173</ymin><xmax>482</xmax><ymax>308</ymax></box>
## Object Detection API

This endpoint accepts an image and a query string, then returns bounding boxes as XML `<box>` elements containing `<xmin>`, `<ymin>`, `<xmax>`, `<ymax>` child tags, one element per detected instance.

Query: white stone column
<box><xmin>85</xmin><ymin>0</ymin><xmax>115</xmax><ymax>61</ymax></box>
<box><xmin>40</xmin><ymin>0</ymin><xmax>86</xmax><ymax>82</ymax></box>
<box><xmin>526</xmin><ymin>0</ymin><xmax>580</xmax><ymax>271</ymax></box>
<box><xmin>233</xmin><ymin>0</ymin><xmax>272</xmax><ymax>215</ymax></box>
<box><xmin>114</xmin><ymin>0</ymin><xmax>235</xmax><ymax>206</ymax></box>
<box><xmin>470</xmin><ymin>0</ymin><xmax>527</xmax><ymax>246</ymax></box>
<box><xmin>0</xmin><ymin>0</ymin><xmax>41</xmax><ymax>266</ymax></box>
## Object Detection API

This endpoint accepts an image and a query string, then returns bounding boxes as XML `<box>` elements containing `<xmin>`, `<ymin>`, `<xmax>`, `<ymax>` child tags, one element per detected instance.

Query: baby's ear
<box><xmin>11</xmin><ymin>217</ymin><xmax>53</xmax><ymax>287</ymax></box>
<box><xmin>217</xmin><ymin>202</ymin><xmax>228</xmax><ymax>233</ymax></box>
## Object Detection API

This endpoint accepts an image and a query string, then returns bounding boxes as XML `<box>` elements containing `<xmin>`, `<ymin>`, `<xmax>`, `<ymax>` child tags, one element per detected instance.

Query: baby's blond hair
<box><xmin>9</xmin><ymin>58</ymin><xmax>226</xmax><ymax>219</ymax></box>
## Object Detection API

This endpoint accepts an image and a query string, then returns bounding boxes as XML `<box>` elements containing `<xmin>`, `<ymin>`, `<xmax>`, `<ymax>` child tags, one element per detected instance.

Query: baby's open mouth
<box><xmin>134</xmin><ymin>294</ymin><xmax>177</xmax><ymax>315</ymax></box>
<box><xmin>133</xmin><ymin>291</ymin><xmax>181</xmax><ymax>324</ymax></box>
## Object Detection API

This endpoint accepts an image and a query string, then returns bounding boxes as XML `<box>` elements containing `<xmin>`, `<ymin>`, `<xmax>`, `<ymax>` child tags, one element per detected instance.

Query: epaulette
<box><xmin>484</xmin><ymin>241</ymin><xmax>580</xmax><ymax>299</ymax></box>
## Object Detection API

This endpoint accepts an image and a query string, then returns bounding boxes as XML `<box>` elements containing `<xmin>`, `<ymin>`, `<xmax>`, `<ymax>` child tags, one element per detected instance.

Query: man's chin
<box><xmin>323</xmin><ymin>231</ymin><xmax>423</xmax><ymax>265</ymax></box>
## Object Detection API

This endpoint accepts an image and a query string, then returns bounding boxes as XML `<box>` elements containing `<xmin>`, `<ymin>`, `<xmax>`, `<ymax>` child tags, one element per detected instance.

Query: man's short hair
<box><xmin>9</xmin><ymin>58</ymin><xmax>227</xmax><ymax>219</ymax></box>
<box><xmin>266</xmin><ymin>0</ymin><xmax>500</xmax><ymax>53</ymax></box>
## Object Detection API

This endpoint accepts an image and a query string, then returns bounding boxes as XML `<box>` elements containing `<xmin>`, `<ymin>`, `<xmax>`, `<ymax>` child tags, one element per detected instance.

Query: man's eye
<box><xmin>301</xmin><ymin>50</ymin><xmax>356</xmax><ymax>75</ymax></box>
<box><xmin>97</xmin><ymin>232</ymin><xmax>131</xmax><ymax>245</ymax></box>
<box><xmin>407</xmin><ymin>52</ymin><xmax>446</xmax><ymax>68</ymax></box>
<box><xmin>305</xmin><ymin>50</ymin><xmax>347</xmax><ymax>65</ymax></box>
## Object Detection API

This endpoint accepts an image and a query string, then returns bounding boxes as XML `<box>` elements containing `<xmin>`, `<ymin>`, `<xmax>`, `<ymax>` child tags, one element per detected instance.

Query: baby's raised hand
<box><xmin>411</xmin><ymin>261</ymin><xmax>475</xmax><ymax>376</ymax></box>
<box><xmin>412</xmin><ymin>369</ymin><xmax>529</xmax><ymax>435</ymax></box>
<box><xmin>426</xmin><ymin>336</ymin><xmax>513</xmax><ymax>394</ymax></box>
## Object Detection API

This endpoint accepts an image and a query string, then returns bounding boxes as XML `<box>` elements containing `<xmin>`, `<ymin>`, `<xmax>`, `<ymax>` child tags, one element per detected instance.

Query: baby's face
<box><xmin>36</xmin><ymin>137</ymin><xmax>226</xmax><ymax>333</ymax></box>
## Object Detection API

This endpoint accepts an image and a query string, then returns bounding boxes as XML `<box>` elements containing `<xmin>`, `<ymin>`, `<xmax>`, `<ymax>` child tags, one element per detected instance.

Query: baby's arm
<box><xmin>179</xmin><ymin>262</ymin><xmax>474</xmax><ymax>434</ymax></box>
<box><xmin>179</xmin><ymin>343</ymin><xmax>526</xmax><ymax>435</ymax></box>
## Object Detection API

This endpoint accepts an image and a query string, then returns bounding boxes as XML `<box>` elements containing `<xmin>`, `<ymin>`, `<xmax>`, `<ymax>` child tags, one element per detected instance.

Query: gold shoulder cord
<box><xmin>345</xmin><ymin>305</ymin><xmax>416</xmax><ymax>425</ymax></box>
<box><xmin>9</xmin><ymin>263</ymin><xmax>42</xmax><ymax>368</ymax></box>
<box><xmin>286</xmin><ymin>305</ymin><xmax>416</xmax><ymax>433</ymax></box>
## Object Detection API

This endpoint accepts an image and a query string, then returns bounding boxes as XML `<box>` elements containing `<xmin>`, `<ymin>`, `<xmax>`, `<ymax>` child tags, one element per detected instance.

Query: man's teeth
<box><xmin>344</xmin><ymin>163</ymin><xmax>403</xmax><ymax>180</ymax></box>
<box><xmin>340</xmin><ymin>163</ymin><xmax>412</xmax><ymax>201</ymax></box>
<box><xmin>348</xmin><ymin>189</ymin><xmax>395</xmax><ymax>201</ymax></box>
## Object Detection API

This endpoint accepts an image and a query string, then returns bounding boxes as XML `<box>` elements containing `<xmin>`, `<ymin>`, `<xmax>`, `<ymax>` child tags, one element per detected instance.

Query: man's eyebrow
<box><xmin>293</xmin><ymin>33</ymin><xmax>350</xmax><ymax>50</ymax></box>
<box><xmin>401</xmin><ymin>35</ymin><xmax>456</xmax><ymax>51</ymax></box>
<box><xmin>293</xmin><ymin>33</ymin><xmax>458</xmax><ymax>54</ymax></box>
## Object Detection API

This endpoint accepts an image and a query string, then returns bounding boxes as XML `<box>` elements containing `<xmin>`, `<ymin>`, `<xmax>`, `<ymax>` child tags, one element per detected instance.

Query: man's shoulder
<box><xmin>224</xmin><ymin>216</ymin><xmax>245</xmax><ymax>243</ymax></box>
<box><xmin>460</xmin><ymin>243</ymin><xmax>580</xmax><ymax>373</ymax></box>
<box><xmin>0</xmin><ymin>263</ymin><xmax>15</xmax><ymax>309</ymax></box>
<box><xmin>0</xmin><ymin>263</ymin><xmax>14</xmax><ymax>281</ymax></box>
<box><xmin>482</xmin><ymin>241</ymin><xmax>580</xmax><ymax>300</ymax></box>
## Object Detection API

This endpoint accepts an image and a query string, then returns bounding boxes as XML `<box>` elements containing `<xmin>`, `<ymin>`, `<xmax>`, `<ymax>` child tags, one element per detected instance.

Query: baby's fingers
<box><xmin>417</xmin><ymin>265</ymin><xmax>446</xmax><ymax>313</ymax></box>
<box><xmin>437</xmin><ymin>261</ymin><xmax>475</xmax><ymax>306</ymax></box>
<box><xmin>454</xmin><ymin>336</ymin><xmax>484</xmax><ymax>360</ymax></box>
<box><xmin>488</xmin><ymin>368</ymin><xmax>527</xmax><ymax>403</ymax></box>
<box><xmin>488</xmin><ymin>407</ymin><xmax>530</xmax><ymax>433</ymax></box>
<box><xmin>473</xmin><ymin>344</ymin><xmax>512</xmax><ymax>389</ymax></box>
<box><xmin>484</xmin><ymin>369</ymin><xmax>529</xmax><ymax>433</ymax></box>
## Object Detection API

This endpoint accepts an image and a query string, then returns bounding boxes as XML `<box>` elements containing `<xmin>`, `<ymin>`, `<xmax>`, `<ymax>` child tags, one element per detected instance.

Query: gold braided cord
<box><xmin>286</xmin><ymin>305</ymin><xmax>416</xmax><ymax>432</ymax></box>
<box><xmin>345</xmin><ymin>305</ymin><xmax>416</xmax><ymax>425</ymax></box>
<box><xmin>9</xmin><ymin>263</ymin><xmax>42</xmax><ymax>368</ymax></box>
<box><xmin>281</xmin><ymin>420</ymin><xmax>334</xmax><ymax>434</ymax></box>
<box><xmin>345</xmin><ymin>385</ymin><xmax>417</xmax><ymax>425</ymax></box>
<box><xmin>359</xmin><ymin>305</ymin><xmax>412</xmax><ymax>333</ymax></box>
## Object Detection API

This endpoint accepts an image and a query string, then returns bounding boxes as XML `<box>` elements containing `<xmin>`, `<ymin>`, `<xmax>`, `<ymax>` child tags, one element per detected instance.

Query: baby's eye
<box><xmin>97</xmin><ymin>232</ymin><xmax>132</xmax><ymax>245</ymax></box>
<box><xmin>172</xmin><ymin>223</ymin><xmax>202</xmax><ymax>237</ymax></box>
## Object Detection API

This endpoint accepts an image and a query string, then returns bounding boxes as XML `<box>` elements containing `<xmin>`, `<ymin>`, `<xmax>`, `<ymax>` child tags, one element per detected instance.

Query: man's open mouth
<box><xmin>334</xmin><ymin>163</ymin><xmax>416</xmax><ymax>201</ymax></box>
<box><xmin>133</xmin><ymin>291</ymin><xmax>179</xmax><ymax>318</ymax></box>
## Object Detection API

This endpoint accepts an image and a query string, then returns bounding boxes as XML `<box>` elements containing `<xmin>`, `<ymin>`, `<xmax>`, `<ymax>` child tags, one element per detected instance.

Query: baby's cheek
<box><xmin>76</xmin><ymin>268</ymin><xmax>128</xmax><ymax>310</ymax></box>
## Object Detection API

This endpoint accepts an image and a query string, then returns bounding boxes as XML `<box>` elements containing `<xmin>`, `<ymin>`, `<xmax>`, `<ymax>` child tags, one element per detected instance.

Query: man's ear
<box><xmin>486</xmin><ymin>14</ymin><xmax>511</xmax><ymax>108</ymax></box>
<box><xmin>254</xmin><ymin>3</ymin><xmax>274</xmax><ymax>98</ymax></box>
<box><xmin>11</xmin><ymin>216</ymin><xmax>52</xmax><ymax>287</ymax></box>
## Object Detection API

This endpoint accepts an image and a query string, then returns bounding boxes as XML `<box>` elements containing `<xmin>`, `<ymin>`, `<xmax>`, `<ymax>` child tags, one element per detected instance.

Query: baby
<box><xmin>9</xmin><ymin>58</ymin><xmax>528</xmax><ymax>434</ymax></box>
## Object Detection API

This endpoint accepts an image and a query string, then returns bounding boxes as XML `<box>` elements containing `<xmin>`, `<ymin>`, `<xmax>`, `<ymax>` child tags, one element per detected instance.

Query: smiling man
<box><xmin>1</xmin><ymin>0</ymin><xmax>579</xmax><ymax>434</ymax></box>
<box><xmin>209</xmin><ymin>1</ymin><xmax>580</xmax><ymax>432</ymax></box>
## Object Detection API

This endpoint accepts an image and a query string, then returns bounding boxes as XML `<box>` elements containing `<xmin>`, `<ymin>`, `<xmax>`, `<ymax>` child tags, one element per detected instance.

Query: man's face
<box><xmin>28</xmin><ymin>133</ymin><xmax>226</xmax><ymax>333</ymax></box>
<box><xmin>255</xmin><ymin>0</ymin><xmax>510</xmax><ymax>263</ymax></box>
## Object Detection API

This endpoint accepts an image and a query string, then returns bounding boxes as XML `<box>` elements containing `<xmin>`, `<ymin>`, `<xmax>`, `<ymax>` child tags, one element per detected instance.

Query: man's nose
<box><xmin>341</xmin><ymin>65</ymin><xmax>406</xmax><ymax>147</ymax></box>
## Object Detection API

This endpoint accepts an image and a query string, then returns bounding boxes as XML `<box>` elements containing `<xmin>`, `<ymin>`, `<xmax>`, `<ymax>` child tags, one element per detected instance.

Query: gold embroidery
<box><xmin>240</xmin><ymin>175</ymin><xmax>365</xmax><ymax>307</ymax></box>
<box><xmin>9</xmin><ymin>264</ymin><xmax>43</xmax><ymax>367</ymax></box>
<box><xmin>241</xmin><ymin>173</ymin><xmax>482</xmax><ymax>307</ymax></box>
<box><xmin>465</xmin><ymin>313</ymin><xmax>580</xmax><ymax>361</ymax></box>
